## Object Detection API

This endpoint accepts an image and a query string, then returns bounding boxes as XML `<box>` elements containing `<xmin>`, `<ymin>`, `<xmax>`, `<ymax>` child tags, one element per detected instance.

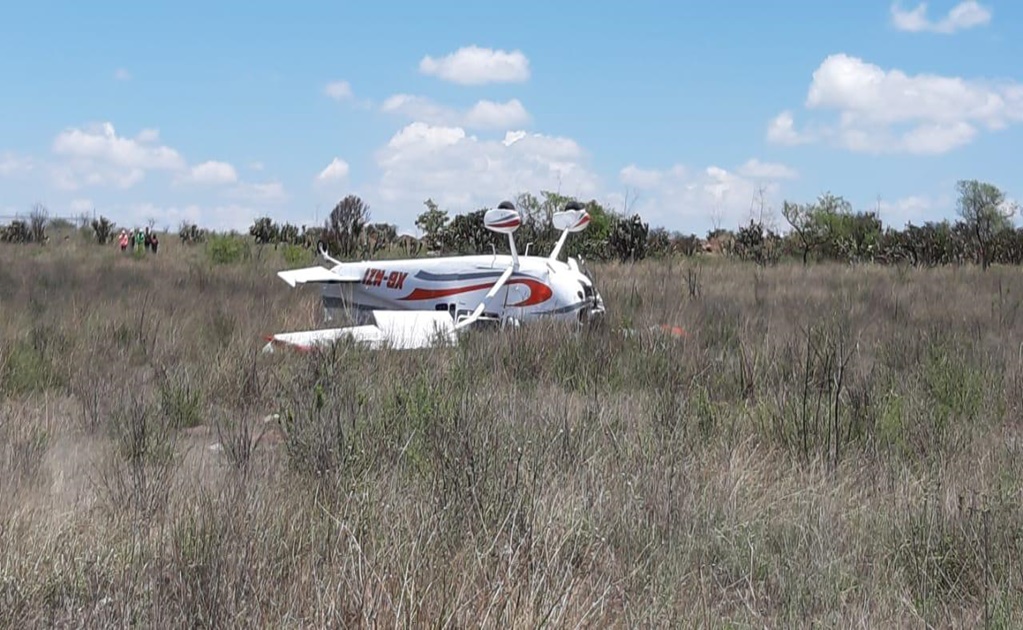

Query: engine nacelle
<box><xmin>485</xmin><ymin>203</ymin><xmax>521</xmax><ymax>234</ymax></box>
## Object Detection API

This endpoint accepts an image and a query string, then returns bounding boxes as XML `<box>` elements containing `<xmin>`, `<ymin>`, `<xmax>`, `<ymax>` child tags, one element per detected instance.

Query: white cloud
<box><xmin>324</xmin><ymin>80</ymin><xmax>353</xmax><ymax>102</ymax></box>
<box><xmin>372</xmin><ymin>122</ymin><xmax>599</xmax><ymax>224</ymax></box>
<box><xmin>891</xmin><ymin>1</ymin><xmax>991</xmax><ymax>33</ymax></box>
<box><xmin>878</xmin><ymin>194</ymin><xmax>952</xmax><ymax>227</ymax></box>
<box><xmin>737</xmin><ymin>158</ymin><xmax>798</xmax><ymax>180</ymax></box>
<box><xmin>381</xmin><ymin>94</ymin><xmax>531</xmax><ymax>130</ymax></box>
<box><xmin>50</xmin><ymin>122</ymin><xmax>186</xmax><ymax>189</ymax></box>
<box><xmin>463</xmin><ymin>99</ymin><xmax>531</xmax><ymax>129</ymax></box>
<box><xmin>69</xmin><ymin>199</ymin><xmax>94</xmax><ymax>213</ymax></box>
<box><xmin>381</xmin><ymin>94</ymin><xmax>459</xmax><ymax>125</ymax></box>
<box><xmin>419</xmin><ymin>45</ymin><xmax>530</xmax><ymax>85</ymax></box>
<box><xmin>0</xmin><ymin>152</ymin><xmax>35</xmax><ymax>177</ymax></box>
<box><xmin>128</xmin><ymin>202</ymin><xmax>256</xmax><ymax>232</ymax></box>
<box><xmin>620</xmin><ymin>164</ymin><xmax>682</xmax><ymax>189</ymax></box>
<box><xmin>114</xmin><ymin>68</ymin><xmax>131</xmax><ymax>81</ymax></box>
<box><xmin>46</xmin><ymin>121</ymin><xmax>275</xmax><ymax>202</ymax></box>
<box><xmin>766</xmin><ymin>111</ymin><xmax>813</xmax><ymax>145</ymax></box>
<box><xmin>53</xmin><ymin>122</ymin><xmax>185</xmax><ymax>171</ymax></box>
<box><xmin>317</xmin><ymin>157</ymin><xmax>350</xmax><ymax>181</ymax></box>
<box><xmin>367</xmin><ymin>115</ymin><xmax>797</xmax><ymax>235</ymax></box>
<box><xmin>51</xmin><ymin>163</ymin><xmax>146</xmax><ymax>190</ymax></box>
<box><xmin>616</xmin><ymin>162</ymin><xmax>786</xmax><ymax>233</ymax></box>
<box><xmin>136</xmin><ymin>128</ymin><xmax>160</xmax><ymax>143</ymax></box>
<box><xmin>768</xmin><ymin>53</ymin><xmax>1023</xmax><ymax>154</ymax></box>
<box><xmin>182</xmin><ymin>160</ymin><xmax>239</xmax><ymax>185</ymax></box>
<box><xmin>226</xmin><ymin>181</ymin><xmax>288</xmax><ymax>204</ymax></box>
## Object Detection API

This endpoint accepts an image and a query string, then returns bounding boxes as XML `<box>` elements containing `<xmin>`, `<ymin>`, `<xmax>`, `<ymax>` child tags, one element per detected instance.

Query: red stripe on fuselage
<box><xmin>399</xmin><ymin>282</ymin><xmax>495</xmax><ymax>301</ymax></box>
<box><xmin>399</xmin><ymin>277</ymin><xmax>552</xmax><ymax>306</ymax></box>
<box><xmin>507</xmin><ymin>278</ymin><xmax>553</xmax><ymax>306</ymax></box>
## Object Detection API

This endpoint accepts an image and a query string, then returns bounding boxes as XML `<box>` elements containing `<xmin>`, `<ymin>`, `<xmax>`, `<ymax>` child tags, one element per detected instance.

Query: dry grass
<box><xmin>2</xmin><ymin>235</ymin><xmax>1023</xmax><ymax>627</ymax></box>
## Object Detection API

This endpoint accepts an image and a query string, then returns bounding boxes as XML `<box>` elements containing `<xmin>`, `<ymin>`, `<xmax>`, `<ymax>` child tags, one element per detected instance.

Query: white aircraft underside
<box><xmin>263</xmin><ymin>201</ymin><xmax>606</xmax><ymax>352</ymax></box>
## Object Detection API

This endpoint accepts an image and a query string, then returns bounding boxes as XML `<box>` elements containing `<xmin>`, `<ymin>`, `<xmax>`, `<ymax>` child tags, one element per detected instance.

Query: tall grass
<box><xmin>1</xmin><ymin>238</ymin><xmax>1022</xmax><ymax>627</ymax></box>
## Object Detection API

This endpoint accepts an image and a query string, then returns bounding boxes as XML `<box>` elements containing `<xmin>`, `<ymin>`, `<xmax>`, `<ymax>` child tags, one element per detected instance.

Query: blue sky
<box><xmin>1</xmin><ymin>0</ymin><xmax>1020</xmax><ymax>236</ymax></box>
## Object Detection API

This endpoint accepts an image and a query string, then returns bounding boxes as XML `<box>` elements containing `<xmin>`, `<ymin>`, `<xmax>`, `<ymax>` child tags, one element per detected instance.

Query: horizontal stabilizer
<box><xmin>276</xmin><ymin>265</ymin><xmax>361</xmax><ymax>287</ymax></box>
<box><xmin>263</xmin><ymin>310</ymin><xmax>457</xmax><ymax>352</ymax></box>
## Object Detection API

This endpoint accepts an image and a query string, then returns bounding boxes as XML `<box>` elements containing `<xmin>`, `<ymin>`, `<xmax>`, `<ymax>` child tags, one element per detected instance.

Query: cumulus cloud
<box><xmin>766</xmin><ymin>112</ymin><xmax>813</xmax><ymax>145</ymax></box>
<box><xmin>463</xmin><ymin>99</ymin><xmax>531</xmax><ymax>129</ymax></box>
<box><xmin>372</xmin><ymin>122</ymin><xmax>599</xmax><ymax>222</ymax></box>
<box><xmin>367</xmin><ymin>113</ymin><xmax>798</xmax><ymax>234</ymax></box>
<box><xmin>317</xmin><ymin>157</ymin><xmax>350</xmax><ymax>181</ymax></box>
<box><xmin>737</xmin><ymin>158</ymin><xmax>798</xmax><ymax>180</ymax></box>
<box><xmin>767</xmin><ymin>53</ymin><xmax>1023</xmax><ymax>154</ymax></box>
<box><xmin>616</xmin><ymin>160</ymin><xmax>793</xmax><ymax>233</ymax></box>
<box><xmin>128</xmin><ymin>202</ymin><xmax>257</xmax><ymax>232</ymax></box>
<box><xmin>226</xmin><ymin>181</ymin><xmax>288</xmax><ymax>204</ymax></box>
<box><xmin>45</xmin><ymin>121</ymin><xmax>277</xmax><ymax>204</ymax></box>
<box><xmin>53</xmin><ymin>122</ymin><xmax>185</xmax><ymax>171</ymax></box>
<box><xmin>182</xmin><ymin>160</ymin><xmax>239</xmax><ymax>185</ymax></box>
<box><xmin>0</xmin><ymin>152</ymin><xmax>35</xmax><ymax>177</ymax></box>
<box><xmin>891</xmin><ymin>1</ymin><xmax>991</xmax><ymax>33</ymax></box>
<box><xmin>381</xmin><ymin>95</ymin><xmax>531</xmax><ymax>130</ymax></box>
<box><xmin>878</xmin><ymin>194</ymin><xmax>953</xmax><ymax>227</ymax></box>
<box><xmin>324</xmin><ymin>80</ymin><xmax>353</xmax><ymax>102</ymax></box>
<box><xmin>419</xmin><ymin>45</ymin><xmax>530</xmax><ymax>85</ymax></box>
<box><xmin>49</xmin><ymin>122</ymin><xmax>186</xmax><ymax>189</ymax></box>
<box><xmin>69</xmin><ymin>199</ymin><xmax>94</xmax><ymax>213</ymax></box>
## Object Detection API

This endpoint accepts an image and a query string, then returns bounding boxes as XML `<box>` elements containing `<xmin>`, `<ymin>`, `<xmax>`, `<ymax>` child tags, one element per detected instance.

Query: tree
<box><xmin>249</xmin><ymin>216</ymin><xmax>279</xmax><ymax>245</ymax></box>
<box><xmin>91</xmin><ymin>216</ymin><xmax>116</xmax><ymax>245</ymax></box>
<box><xmin>278</xmin><ymin>222</ymin><xmax>300</xmax><ymax>245</ymax></box>
<box><xmin>324</xmin><ymin>194</ymin><xmax>370</xmax><ymax>259</ymax></box>
<box><xmin>416</xmin><ymin>199</ymin><xmax>449</xmax><ymax>252</ymax></box>
<box><xmin>781</xmin><ymin>192</ymin><xmax>852</xmax><ymax>264</ymax></box>
<box><xmin>608</xmin><ymin>214</ymin><xmax>649</xmax><ymax>262</ymax></box>
<box><xmin>782</xmin><ymin>201</ymin><xmax>824</xmax><ymax>264</ymax></box>
<box><xmin>29</xmin><ymin>203</ymin><xmax>48</xmax><ymax>244</ymax></box>
<box><xmin>956</xmin><ymin>179</ymin><xmax>1017</xmax><ymax>270</ymax></box>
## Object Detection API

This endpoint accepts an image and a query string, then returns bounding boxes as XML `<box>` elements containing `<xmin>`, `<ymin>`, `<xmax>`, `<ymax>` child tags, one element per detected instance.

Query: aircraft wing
<box><xmin>262</xmin><ymin>310</ymin><xmax>457</xmax><ymax>353</ymax></box>
<box><xmin>277</xmin><ymin>265</ymin><xmax>362</xmax><ymax>288</ymax></box>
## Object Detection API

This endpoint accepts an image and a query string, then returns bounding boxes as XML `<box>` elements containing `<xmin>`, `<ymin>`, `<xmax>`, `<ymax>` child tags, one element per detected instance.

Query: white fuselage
<box><xmin>320</xmin><ymin>253</ymin><xmax>604</xmax><ymax>327</ymax></box>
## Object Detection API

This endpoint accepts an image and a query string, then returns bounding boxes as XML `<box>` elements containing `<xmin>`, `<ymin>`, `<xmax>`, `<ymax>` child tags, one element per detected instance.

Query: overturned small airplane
<box><xmin>263</xmin><ymin>200</ymin><xmax>606</xmax><ymax>352</ymax></box>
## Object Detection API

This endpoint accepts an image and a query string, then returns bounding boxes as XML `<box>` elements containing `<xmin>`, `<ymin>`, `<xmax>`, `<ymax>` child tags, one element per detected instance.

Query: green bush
<box><xmin>206</xmin><ymin>234</ymin><xmax>251</xmax><ymax>265</ymax></box>
<box><xmin>281</xmin><ymin>243</ymin><xmax>313</xmax><ymax>267</ymax></box>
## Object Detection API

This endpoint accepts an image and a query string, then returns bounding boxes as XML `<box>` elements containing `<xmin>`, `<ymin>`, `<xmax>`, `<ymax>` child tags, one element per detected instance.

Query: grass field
<box><xmin>2</xmin><ymin>234</ymin><xmax>1023</xmax><ymax>627</ymax></box>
